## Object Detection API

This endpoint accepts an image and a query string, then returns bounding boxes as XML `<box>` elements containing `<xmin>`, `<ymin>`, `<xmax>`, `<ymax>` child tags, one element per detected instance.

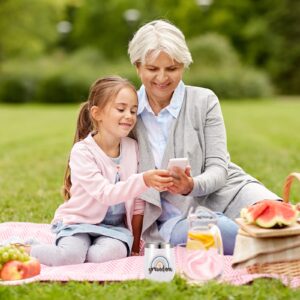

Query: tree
<box><xmin>0</xmin><ymin>0</ymin><xmax>64</xmax><ymax>61</ymax></box>
<box><xmin>69</xmin><ymin>0</ymin><xmax>142</xmax><ymax>58</ymax></box>
<box><xmin>267</xmin><ymin>0</ymin><xmax>300</xmax><ymax>94</ymax></box>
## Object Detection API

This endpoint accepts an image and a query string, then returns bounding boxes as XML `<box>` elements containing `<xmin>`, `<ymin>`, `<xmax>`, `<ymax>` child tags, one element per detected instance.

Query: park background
<box><xmin>1</xmin><ymin>1</ymin><xmax>300</xmax><ymax>299</ymax></box>
<box><xmin>1</xmin><ymin>0</ymin><xmax>300</xmax><ymax>102</ymax></box>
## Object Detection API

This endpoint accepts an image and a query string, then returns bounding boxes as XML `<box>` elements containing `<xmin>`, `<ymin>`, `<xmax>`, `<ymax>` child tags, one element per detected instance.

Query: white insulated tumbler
<box><xmin>144</xmin><ymin>242</ymin><xmax>175</xmax><ymax>282</ymax></box>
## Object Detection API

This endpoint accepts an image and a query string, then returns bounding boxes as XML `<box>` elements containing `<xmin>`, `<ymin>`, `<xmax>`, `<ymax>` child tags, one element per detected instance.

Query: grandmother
<box><xmin>128</xmin><ymin>20</ymin><xmax>280</xmax><ymax>255</ymax></box>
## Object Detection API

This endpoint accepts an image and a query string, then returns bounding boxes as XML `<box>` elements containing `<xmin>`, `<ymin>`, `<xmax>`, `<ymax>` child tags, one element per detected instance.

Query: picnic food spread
<box><xmin>0</xmin><ymin>244</ymin><xmax>41</xmax><ymax>281</ymax></box>
<box><xmin>233</xmin><ymin>173</ymin><xmax>300</xmax><ymax>277</ymax></box>
<box><xmin>240</xmin><ymin>200</ymin><xmax>298</xmax><ymax>228</ymax></box>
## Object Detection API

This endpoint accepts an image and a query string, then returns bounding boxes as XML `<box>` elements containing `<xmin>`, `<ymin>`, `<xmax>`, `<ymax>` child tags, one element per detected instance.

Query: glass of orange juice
<box><xmin>180</xmin><ymin>207</ymin><xmax>223</xmax><ymax>282</ymax></box>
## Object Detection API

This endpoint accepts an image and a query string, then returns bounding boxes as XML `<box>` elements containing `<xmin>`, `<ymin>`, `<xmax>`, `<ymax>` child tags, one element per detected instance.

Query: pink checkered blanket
<box><xmin>1</xmin><ymin>222</ymin><xmax>300</xmax><ymax>287</ymax></box>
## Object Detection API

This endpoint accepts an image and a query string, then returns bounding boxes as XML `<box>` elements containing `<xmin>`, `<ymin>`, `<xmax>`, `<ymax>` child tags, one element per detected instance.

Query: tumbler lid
<box><xmin>159</xmin><ymin>242</ymin><xmax>173</xmax><ymax>249</ymax></box>
<box><xmin>145</xmin><ymin>242</ymin><xmax>173</xmax><ymax>249</ymax></box>
<box><xmin>145</xmin><ymin>242</ymin><xmax>160</xmax><ymax>249</ymax></box>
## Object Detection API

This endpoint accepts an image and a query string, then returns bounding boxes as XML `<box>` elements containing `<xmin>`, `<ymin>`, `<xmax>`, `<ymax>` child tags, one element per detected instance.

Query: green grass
<box><xmin>1</xmin><ymin>277</ymin><xmax>300</xmax><ymax>300</ymax></box>
<box><xmin>1</xmin><ymin>99</ymin><xmax>300</xmax><ymax>299</ymax></box>
<box><xmin>222</xmin><ymin>98</ymin><xmax>300</xmax><ymax>200</ymax></box>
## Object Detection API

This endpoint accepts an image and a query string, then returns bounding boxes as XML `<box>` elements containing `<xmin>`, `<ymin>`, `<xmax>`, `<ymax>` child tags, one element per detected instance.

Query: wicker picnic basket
<box><xmin>247</xmin><ymin>172</ymin><xmax>300</xmax><ymax>277</ymax></box>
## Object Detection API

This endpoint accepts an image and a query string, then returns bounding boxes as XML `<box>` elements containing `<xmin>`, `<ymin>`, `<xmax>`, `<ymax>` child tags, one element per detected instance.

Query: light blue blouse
<box><xmin>137</xmin><ymin>81</ymin><xmax>186</xmax><ymax>242</ymax></box>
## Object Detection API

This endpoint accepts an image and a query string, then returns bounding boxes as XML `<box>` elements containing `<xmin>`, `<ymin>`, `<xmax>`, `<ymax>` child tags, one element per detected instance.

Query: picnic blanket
<box><xmin>1</xmin><ymin>222</ymin><xmax>300</xmax><ymax>287</ymax></box>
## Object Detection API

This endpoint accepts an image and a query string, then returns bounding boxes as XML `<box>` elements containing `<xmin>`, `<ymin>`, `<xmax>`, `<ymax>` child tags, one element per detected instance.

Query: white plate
<box><xmin>0</xmin><ymin>275</ymin><xmax>39</xmax><ymax>285</ymax></box>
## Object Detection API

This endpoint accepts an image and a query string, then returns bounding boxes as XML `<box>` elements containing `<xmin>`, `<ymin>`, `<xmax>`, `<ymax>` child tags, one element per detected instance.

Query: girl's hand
<box><xmin>143</xmin><ymin>170</ymin><xmax>173</xmax><ymax>191</ymax></box>
<box><xmin>167</xmin><ymin>166</ymin><xmax>194</xmax><ymax>195</ymax></box>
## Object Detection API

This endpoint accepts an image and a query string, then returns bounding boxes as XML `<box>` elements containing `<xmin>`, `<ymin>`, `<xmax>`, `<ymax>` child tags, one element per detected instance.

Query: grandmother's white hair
<box><xmin>128</xmin><ymin>20</ymin><xmax>193</xmax><ymax>68</ymax></box>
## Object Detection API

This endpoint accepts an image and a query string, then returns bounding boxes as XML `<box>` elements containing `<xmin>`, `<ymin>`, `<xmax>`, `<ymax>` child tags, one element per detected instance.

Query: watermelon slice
<box><xmin>240</xmin><ymin>201</ymin><xmax>269</xmax><ymax>223</ymax></box>
<box><xmin>240</xmin><ymin>200</ymin><xmax>298</xmax><ymax>228</ymax></box>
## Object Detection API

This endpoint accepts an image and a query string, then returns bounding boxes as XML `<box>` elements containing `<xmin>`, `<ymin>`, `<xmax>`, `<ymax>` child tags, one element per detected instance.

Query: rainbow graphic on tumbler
<box><xmin>148</xmin><ymin>256</ymin><xmax>173</xmax><ymax>274</ymax></box>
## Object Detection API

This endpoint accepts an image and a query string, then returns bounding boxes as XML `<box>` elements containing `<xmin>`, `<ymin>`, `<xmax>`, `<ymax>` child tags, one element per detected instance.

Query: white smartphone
<box><xmin>167</xmin><ymin>158</ymin><xmax>189</xmax><ymax>170</ymax></box>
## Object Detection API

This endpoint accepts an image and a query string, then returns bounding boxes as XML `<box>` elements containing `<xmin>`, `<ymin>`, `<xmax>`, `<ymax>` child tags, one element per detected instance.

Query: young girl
<box><xmin>28</xmin><ymin>76</ymin><xmax>173</xmax><ymax>266</ymax></box>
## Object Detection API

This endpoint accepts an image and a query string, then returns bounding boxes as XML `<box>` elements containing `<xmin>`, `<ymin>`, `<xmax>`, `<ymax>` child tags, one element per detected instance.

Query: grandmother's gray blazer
<box><xmin>133</xmin><ymin>86</ymin><xmax>276</xmax><ymax>243</ymax></box>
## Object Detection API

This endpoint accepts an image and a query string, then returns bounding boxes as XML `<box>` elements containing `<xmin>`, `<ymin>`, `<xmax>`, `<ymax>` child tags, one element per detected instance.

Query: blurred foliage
<box><xmin>188</xmin><ymin>33</ymin><xmax>240</xmax><ymax>68</ymax></box>
<box><xmin>186</xmin><ymin>33</ymin><xmax>273</xmax><ymax>99</ymax></box>
<box><xmin>35</xmin><ymin>73</ymin><xmax>88</xmax><ymax>104</ymax></box>
<box><xmin>0</xmin><ymin>0</ymin><xmax>62</xmax><ymax>60</ymax></box>
<box><xmin>267</xmin><ymin>0</ymin><xmax>300</xmax><ymax>94</ymax></box>
<box><xmin>0</xmin><ymin>34</ymin><xmax>272</xmax><ymax>101</ymax></box>
<box><xmin>0</xmin><ymin>74</ymin><xmax>35</xmax><ymax>103</ymax></box>
<box><xmin>0</xmin><ymin>0</ymin><xmax>299</xmax><ymax>100</ymax></box>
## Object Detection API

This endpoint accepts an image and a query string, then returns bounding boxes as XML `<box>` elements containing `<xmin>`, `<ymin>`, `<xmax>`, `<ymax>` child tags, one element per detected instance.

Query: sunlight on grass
<box><xmin>223</xmin><ymin>99</ymin><xmax>300</xmax><ymax>199</ymax></box>
<box><xmin>0</xmin><ymin>104</ymin><xmax>78</xmax><ymax>222</ymax></box>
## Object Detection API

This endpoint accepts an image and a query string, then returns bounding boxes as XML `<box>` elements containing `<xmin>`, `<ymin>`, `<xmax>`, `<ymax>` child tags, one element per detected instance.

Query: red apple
<box><xmin>23</xmin><ymin>257</ymin><xmax>41</xmax><ymax>278</ymax></box>
<box><xmin>0</xmin><ymin>260</ymin><xmax>28</xmax><ymax>281</ymax></box>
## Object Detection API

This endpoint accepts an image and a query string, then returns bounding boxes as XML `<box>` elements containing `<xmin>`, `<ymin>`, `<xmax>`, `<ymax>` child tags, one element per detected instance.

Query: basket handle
<box><xmin>283</xmin><ymin>172</ymin><xmax>300</xmax><ymax>203</ymax></box>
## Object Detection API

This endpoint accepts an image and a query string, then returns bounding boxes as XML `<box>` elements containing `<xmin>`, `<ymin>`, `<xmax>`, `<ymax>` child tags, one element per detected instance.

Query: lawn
<box><xmin>0</xmin><ymin>98</ymin><xmax>300</xmax><ymax>299</ymax></box>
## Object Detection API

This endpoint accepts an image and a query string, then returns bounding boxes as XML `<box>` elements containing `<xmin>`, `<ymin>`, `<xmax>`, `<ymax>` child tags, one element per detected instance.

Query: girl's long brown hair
<box><xmin>62</xmin><ymin>76</ymin><xmax>136</xmax><ymax>200</ymax></box>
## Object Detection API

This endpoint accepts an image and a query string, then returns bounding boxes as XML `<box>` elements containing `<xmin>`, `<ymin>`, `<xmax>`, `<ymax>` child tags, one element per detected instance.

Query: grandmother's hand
<box><xmin>167</xmin><ymin>166</ymin><xmax>194</xmax><ymax>195</ymax></box>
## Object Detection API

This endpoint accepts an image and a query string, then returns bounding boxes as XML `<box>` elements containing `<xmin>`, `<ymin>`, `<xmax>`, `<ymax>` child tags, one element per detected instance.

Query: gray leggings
<box><xmin>30</xmin><ymin>233</ymin><xmax>127</xmax><ymax>266</ymax></box>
